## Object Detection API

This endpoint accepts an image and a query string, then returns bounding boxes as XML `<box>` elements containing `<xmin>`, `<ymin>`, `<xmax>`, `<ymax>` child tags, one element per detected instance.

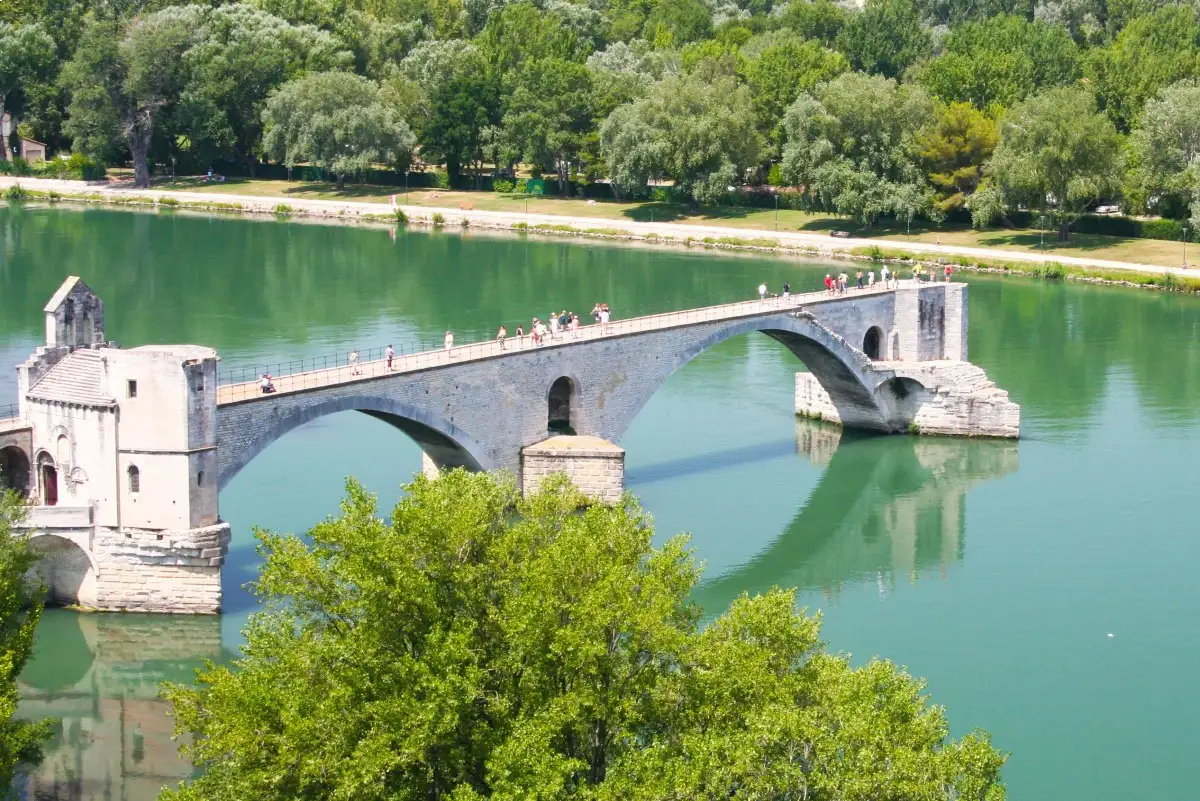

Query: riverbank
<box><xmin>4</xmin><ymin>175</ymin><xmax>1200</xmax><ymax>293</ymax></box>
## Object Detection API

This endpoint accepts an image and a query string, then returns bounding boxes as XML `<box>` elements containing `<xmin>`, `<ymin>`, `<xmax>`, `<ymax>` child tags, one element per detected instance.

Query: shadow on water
<box><xmin>17</xmin><ymin>611</ymin><xmax>231</xmax><ymax>801</ymax></box>
<box><xmin>692</xmin><ymin>418</ymin><xmax>1019</xmax><ymax>614</ymax></box>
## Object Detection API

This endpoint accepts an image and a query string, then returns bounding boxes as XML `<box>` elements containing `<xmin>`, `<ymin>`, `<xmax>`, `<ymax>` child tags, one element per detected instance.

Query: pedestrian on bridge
<box><xmin>497</xmin><ymin>325</ymin><xmax>507</xmax><ymax>350</ymax></box>
<box><xmin>881</xmin><ymin>264</ymin><xmax>890</xmax><ymax>288</ymax></box>
<box><xmin>944</xmin><ymin>264</ymin><xmax>953</xmax><ymax>282</ymax></box>
<box><xmin>444</xmin><ymin>331</ymin><xmax>454</xmax><ymax>351</ymax></box>
<box><xmin>349</xmin><ymin>349</ymin><xmax>361</xmax><ymax>375</ymax></box>
<box><xmin>385</xmin><ymin>344</ymin><xmax>395</xmax><ymax>370</ymax></box>
<box><xmin>868</xmin><ymin>270</ymin><xmax>876</xmax><ymax>288</ymax></box>
<box><xmin>515</xmin><ymin>325</ymin><xmax>524</xmax><ymax>347</ymax></box>
<box><xmin>856</xmin><ymin>270</ymin><xmax>864</xmax><ymax>289</ymax></box>
<box><xmin>758</xmin><ymin>282</ymin><xmax>768</xmax><ymax>302</ymax></box>
<box><xmin>782</xmin><ymin>281</ymin><xmax>791</xmax><ymax>297</ymax></box>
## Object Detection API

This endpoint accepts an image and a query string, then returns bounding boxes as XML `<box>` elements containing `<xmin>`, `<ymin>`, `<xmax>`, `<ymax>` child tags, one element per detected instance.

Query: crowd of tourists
<box><xmin>494</xmin><ymin>303</ymin><xmax>612</xmax><ymax>350</ymax></box>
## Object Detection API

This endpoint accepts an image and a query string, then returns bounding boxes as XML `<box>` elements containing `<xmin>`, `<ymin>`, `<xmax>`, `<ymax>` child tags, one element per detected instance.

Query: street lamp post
<box><xmin>774</xmin><ymin>192</ymin><xmax>779</xmax><ymax>231</ymax></box>
<box><xmin>1040</xmin><ymin>215</ymin><xmax>1045</xmax><ymax>251</ymax></box>
<box><xmin>405</xmin><ymin>170</ymin><xmax>409</xmax><ymax>202</ymax></box>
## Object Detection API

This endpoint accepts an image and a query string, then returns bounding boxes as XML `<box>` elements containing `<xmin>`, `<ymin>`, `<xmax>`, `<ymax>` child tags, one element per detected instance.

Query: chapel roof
<box><xmin>26</xmin><ymin>349</ymin><xmax>116</xmax><ymax>408</ymax></box>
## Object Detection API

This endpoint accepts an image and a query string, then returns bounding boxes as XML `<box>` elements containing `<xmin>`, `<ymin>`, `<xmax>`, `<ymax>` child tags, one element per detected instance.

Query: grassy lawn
<box><xmin>145</xmin><ymin>176</ymin><xmax>1194</xmax><ymax>267</ymax></box>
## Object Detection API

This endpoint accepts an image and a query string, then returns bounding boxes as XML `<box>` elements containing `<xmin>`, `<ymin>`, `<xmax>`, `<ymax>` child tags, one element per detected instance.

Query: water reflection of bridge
<box><xmin>695</xmin><ymin>419</ymin><xmax>1018</xmax><ymax>612</ymax></box>
<box><xmin>16</xmin><ymin>612</ymin><xmax>226</xmax><ymax>801</ymax></box>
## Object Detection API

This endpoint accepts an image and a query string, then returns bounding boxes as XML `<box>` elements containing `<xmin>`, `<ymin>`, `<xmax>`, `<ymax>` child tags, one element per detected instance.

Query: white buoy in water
<box><xmin>1107</xmin><ymin>633</ymin><xmax>1114</xmax><ymax>638</ymax></box>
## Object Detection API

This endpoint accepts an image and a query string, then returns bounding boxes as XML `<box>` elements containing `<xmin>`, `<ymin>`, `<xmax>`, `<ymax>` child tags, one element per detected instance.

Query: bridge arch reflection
<box><xmin>691</xmin><ymin>418</ymin><xmax>1018</xmax><ymax>613</ymax></box>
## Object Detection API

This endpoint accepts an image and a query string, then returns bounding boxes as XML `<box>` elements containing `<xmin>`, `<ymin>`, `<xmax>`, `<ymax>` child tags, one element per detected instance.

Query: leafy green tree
<box><xmin>180</xmin><ymin>4</ymin><xmax>349</xmax><ymax>174</ymax></box>
<box><xmin>913</xmin><ymin>15</ymin><xmax>1080</xmax><ymax>111</ymax></box>
<box><xmin>1087</xmin><ymin>5</ymin><xmax>1200</xmax><ymax>131</ymax></box>
<box><xmin>781</xmin><ymin>71</ymin><xmax>935</xmax><ymax>224</ymax></box>
<box><xmin>162</xmin><ymin>471</ymin><xmax>1007</xmax><ymax>801</ymax></box>
<box><xmin>776</xmin><ymin>0</ymin><xmax>847</xmax><ymax>45</ymax></box>
<box><xmin>261</xmin><ymin>71</ymin><xmax>415</xmax><ymax>189</ymax></box>
<box><xmin>975</xmin><ymin>86</ymin><xmax>1123</xmax><ymax>238</ymax></box>
<box><xmin>0</xmin><ymin>22</ymin><xmax>56</xmax><ymax>160</ymax></box>
<box><xmin>743</xmin><ymin>34</ymin><xmax>848</xmax><ymax>154</ymax></box>
<box><xmin>641</xmin><ymin>0</ymin><xmax>713</xmax><ymax>44</ymax></box>
<box><xmin>61</xmin><ymin>7</ymin><xmax>204</xmax><ymax>187</ymax></box>
<box><xmin>502</xmin><ymin>59</ymin><xmax>594</xmax><ymax>191</ymax></box>
<box><xmin>586</xmin><ymin>39</ymin><xmax>675</xmax><ymax>118</ymax></box>
<box><xmin>912</xmin><ymin>0</ymin><xmax>1035</xmax><ymax>26</ymax></box>
<box><xmin>834</xmin><ymin>0</ymin><xmax>930</xmax><ymax>79</ymax></box>
<box><xmin>0</xmin><ymin>492</ymin><xmax>52</xmax><ymax>789</ymax></box>
<box><xmin>601</xmin><ymin>72</ymin><xmax>759</xmax><ymax>203</ymax></box>
<box><xmin>917</xmin><ymin>101</ymin><xmax>999</xmax><ymax>214</ymax></box>
<box><xmin>1128</xmin><ymin>79</ymin><xmax>1200</xmax><ymax>226</ymax></box>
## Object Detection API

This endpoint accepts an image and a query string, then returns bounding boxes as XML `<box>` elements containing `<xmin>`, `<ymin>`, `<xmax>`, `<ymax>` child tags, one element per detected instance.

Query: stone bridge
<box><xmin>2</xmin><ymin>276</ymin><xmax>1019</xmax><ymax>615</ymax></box>
<box><xmin>215</xmin><ymin>281</ymin><xmax>1017</xmax><ymax>494</ymax></box>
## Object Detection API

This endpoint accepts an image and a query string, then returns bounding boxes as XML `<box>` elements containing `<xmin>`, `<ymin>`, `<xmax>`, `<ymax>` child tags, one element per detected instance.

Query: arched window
<box><xmin>863</xmin><ymin>327</ymin><xmax>884</xmax><ymax>361</ymax></box>
<box><xmin>128</xmin><ymin>465</ymin><xmax>140</xmax><ymax>494</ymax></box>
<box><xmin>548</xmin><ymin>377</ymin><xmax>576</xmax><ymax>434</ymax></box>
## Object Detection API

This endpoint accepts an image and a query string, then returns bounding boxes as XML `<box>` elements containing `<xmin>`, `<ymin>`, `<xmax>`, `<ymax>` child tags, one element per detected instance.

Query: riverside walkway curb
<box><xmin>3</xmin><ymin>175</ymin><xmax>1198</xmax><ymax>281</ymax></box>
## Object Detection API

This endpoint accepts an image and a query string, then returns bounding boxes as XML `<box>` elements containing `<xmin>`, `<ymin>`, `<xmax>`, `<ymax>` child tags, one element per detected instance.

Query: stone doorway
<box><xmin>38</xmin><ymin>453</ymin><xmax>58</xmax><ymax>506</ymax></box>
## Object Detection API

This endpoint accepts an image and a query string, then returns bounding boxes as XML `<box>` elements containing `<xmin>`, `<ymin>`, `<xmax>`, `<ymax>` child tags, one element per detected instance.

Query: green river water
<box><xmin>2</xmin><ymin>204</ymin><xmax>1199</xmax><ymax>800</ymax></box>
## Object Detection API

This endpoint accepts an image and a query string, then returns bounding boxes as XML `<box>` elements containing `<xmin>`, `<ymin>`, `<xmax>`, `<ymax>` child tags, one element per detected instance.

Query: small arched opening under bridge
<box><xmin>863</xmin><ymin>326</ymin><xmax>884</xmax><ymax>361</ymax></box>
<box><xmin>548</xmin><ymin>376</ymin><xmax>578</xmax><ymax>435</ymax></box>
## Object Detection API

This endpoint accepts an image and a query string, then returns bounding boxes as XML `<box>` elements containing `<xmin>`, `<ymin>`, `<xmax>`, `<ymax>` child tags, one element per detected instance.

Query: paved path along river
<box><xmin>4</xmin><ymin>175</ymin><xmax>1199</xmax><ymax>278</ymax></box>
<box><xmin>4</xmin><ymin>204</ymin><xmax>1200</xmax><ymax>801</ymax></box>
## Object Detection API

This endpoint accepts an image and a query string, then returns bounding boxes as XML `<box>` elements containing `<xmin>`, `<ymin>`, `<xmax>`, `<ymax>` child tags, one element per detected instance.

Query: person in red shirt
<box><xmin>944</xmin><ymin>265</ymin><xmax>953</xmax><ymax>282</ymax></box>
<box><xmin>824</xmin><ymin>274</ymin><xmax>833</xmax><ymax>294</ymax></box>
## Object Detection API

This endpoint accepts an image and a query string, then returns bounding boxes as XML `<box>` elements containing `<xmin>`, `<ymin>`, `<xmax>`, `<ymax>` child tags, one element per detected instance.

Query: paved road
<box><xmin>4</xmin><ymin>176</ymin><xmax>1197</xmax><ymax>279</ymax></box>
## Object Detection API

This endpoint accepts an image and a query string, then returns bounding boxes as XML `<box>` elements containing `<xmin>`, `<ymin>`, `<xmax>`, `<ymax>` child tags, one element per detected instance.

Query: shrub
<box><xmin>493</xmin><ymin>179</ymin><xmax>515</xmax><ymax>194</ymax></box>
<box><xmin>394</xmin><ymin>208</ymin><xmax>407</xmax><ymax>224</ymax></box>
<box><xmin>431</xmin><ymin>171</ymin><xmax>450</xmax><ymax>190</ymax></box>
<box><xmin>158</xmin><ymin>196</ymin><xmax>179</xmax><ymax>207</ymax></box>
<box><xmin>6</xmin><ymin>157</ymin><xmax>32</xmax><ymax>177</ymax></box>
<box><xmin>512</xmin><ymin>221</ymin><xmax>528</xmax><ymax>230</ymax></box>
<box><xmin>431</xmin><ymin>212</ymin><xmax>445</xmax><ymax>226</ymax></box>
<box><xmin>47</xmin><ymin>190</ymin><xmax>61</xmax><ymax>202</ymax></box>
<box><xmin>273</xmin><ymin>203</ymin><xmax>293</xmax><ymax>215</ymax></box>
<box><xmin>515</xmin><ymin>178</ymin><xmax>528</xmax><ymax>194</ymax></box>
<box><xmin>5</xmin><ymin>184</ymin><xmax>28</xmax><ymax>200</ymax></box>
<box><xmin>651</xmin><ymin>187</ymin><xmax>672</xmax><ymax>203</ymax></box>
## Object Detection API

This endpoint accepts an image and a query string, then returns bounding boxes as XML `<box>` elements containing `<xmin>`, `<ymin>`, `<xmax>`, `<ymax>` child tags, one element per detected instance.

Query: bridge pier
<box><xmin>794</xmin><ymin>281</ymin><xmax>1019</xmax><ymax>438</ymax></box>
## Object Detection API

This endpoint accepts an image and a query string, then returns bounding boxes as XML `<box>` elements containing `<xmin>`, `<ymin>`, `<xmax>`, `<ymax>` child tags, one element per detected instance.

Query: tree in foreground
<box><xmin>973</xmin><ymin>87</ymin><xmax>1123</xmax><ymax>240</ymax></box>
<box><xmin>163</xmin><ymin>471</ymin><xmax>1006</xmax><ymax>801</ymax></box>
<box><xmin>0</xmin><ymin>491</ymin><xmax>51</xmax><ymax>788</ymax></box>
<box><xmin>261</xmin><ymin>71</ymin><xmax>415</xmax><ymax>190</ymax></box>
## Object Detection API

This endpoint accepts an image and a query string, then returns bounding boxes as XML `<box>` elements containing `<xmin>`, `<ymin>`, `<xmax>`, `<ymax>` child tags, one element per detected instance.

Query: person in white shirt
<box><xmin>868</xmin><ymin>270</ymin><xmax>875</xmax><ymax>287</ymax></box>
<box><xmin>443</xmin><ymin>331</ymin><xmax>454</xmax><ymax>351</ymax></box>
<box><xmin>349</xmin><ymin>349</ymin><xmax>360</xmax><ymax>375</ymax></box>
<box><xmin>385</xmin><ymin>344</ymin><xmax>395</xmax><ymax>370</ymax></box>
<box><xmin>881</xmin><ymin>264</ymin><xmax>891</xmax><ymax>288</ymax></box>
<box><xmin>758</xmin><ymin>282</ymin><xmax>768</xmax><ymax>301</ymax></box>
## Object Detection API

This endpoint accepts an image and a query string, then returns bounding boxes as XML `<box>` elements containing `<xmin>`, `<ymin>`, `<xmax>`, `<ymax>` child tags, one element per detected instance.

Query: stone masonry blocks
<box><xmin>217</xmin><ymin>288</ymin><xmax>926</xmax><ymax>487</ymax></box>
<box><xmin>521</xmin><ymin>436</ymin><xmax>625</xmax><ymax>504</ymax></box>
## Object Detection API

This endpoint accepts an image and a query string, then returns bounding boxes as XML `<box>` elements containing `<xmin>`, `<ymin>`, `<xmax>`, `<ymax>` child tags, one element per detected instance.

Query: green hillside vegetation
<box><xmin>3</xmin><ymin>0</ymin><xmax>1200</xmax><ymax>240</ymax></box>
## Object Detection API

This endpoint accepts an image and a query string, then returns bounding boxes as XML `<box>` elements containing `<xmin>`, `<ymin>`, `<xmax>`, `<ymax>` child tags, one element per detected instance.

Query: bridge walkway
<box><xmin>216</xmin><ymin>285</ymin><xmax>902</xmax><ymax>405</ymax></box>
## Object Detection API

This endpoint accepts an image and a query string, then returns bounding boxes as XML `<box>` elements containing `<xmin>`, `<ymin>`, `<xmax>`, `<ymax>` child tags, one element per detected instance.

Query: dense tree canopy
<box><xmin>163</xmin><ymin>472</ymin><xmax>1007</xmax><ymax>801</ymax></box>
<box><xmin>974</xmin><ymin>87</ymin><xmax>1124</xmax><ymax>237</ymax></box>
<box><xmin>262</xmin><ymin>70</ymin><xmax>415</xmax><ymax>188</ymax></box>
<box><xmin>781</xmin><ymin>72</ymin><xmax>935</xmax><ymax>224</ymax></box>
<box><xmin>601</xmin><ymin>71</ymin><xmax>759</xmax><ymax>204</ymax></box>
<box><xmin>2</xmin><ymin>0</ymin><xmax>1198</xmax><ymax>220</ymax></box>
<box><xmin>0</xmin><ymin>492</ymin><xmax>51</xmax><ymax>789</ymax></box>
<box><xmin>0</xmin><ymin>22</ymin><xmax>54</xmax><ymax>160</ymax></box>
<box><xmin>1128</xmin><ymin>79</ymin><xmax>1200</xmax><ymax>225</ymax></box>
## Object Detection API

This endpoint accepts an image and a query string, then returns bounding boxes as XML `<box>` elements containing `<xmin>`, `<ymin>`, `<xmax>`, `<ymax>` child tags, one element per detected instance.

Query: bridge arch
<box><xmin>218</xmin><ymin>394</ymin><xmax>494</xmax><ymax>490</ymax></box>
<box><xmin>607</xmin><ymin>312</ymin><xmax>894</xmax><ymax>442</ymax></box>
<box><xmin>28</xmin><ymin>533</ymin><xmax>99</xmax><ymax>606</ymax></box>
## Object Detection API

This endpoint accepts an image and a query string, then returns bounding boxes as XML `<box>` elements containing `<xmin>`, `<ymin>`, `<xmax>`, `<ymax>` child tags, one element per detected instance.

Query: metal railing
<box><xmin>0</xmin><ymin>402</ymin><xmax>20</xmax><ymax>423</ymax></box>
<box><xmin>216</xmin><ymin>284</ymin><xmax>901</xmax><ymax>405</ymax></box>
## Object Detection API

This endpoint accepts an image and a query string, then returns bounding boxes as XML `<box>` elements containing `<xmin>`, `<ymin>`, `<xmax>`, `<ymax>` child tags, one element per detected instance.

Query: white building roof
<box><xmin>27</xmin><ymin>349</ymin><xmax>116</xmax><ymax>408</ymax></box>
